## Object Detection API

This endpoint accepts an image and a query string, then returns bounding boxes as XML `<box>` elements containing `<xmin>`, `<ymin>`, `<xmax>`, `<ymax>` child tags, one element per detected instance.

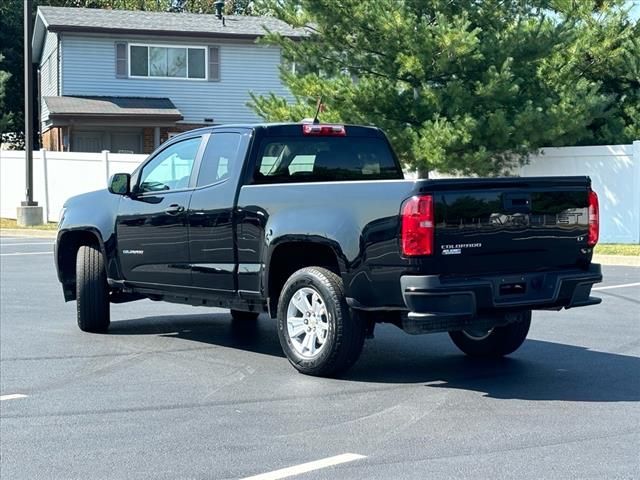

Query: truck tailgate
<box><xmin>424</xmin><ymin>176</ymin><xmax>594</xmax><ymax>276</ymax></box>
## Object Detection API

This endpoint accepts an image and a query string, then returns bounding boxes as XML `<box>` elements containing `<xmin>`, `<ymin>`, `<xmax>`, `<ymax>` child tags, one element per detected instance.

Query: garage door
<box><xmin>112</xmin><ymin>132</ymin><xmax>142</xmax><ymax>154</ymax></box>
<box><xmin>71</xmin><ymin>132</ymin><xmax>103</xmax><ymax>152</ymax></box>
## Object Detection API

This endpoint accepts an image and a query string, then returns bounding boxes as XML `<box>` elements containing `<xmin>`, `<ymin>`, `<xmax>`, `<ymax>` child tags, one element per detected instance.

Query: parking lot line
<box><xmin>240</xmin><ymin>453</ymin><xmax>367</xmax><ymax>480</ymax></box>
<box><xmin>0</xmin><ymin>242</ymin><xmax>54</xmax><ymax>246</ymax></box>
<box><xmin>0</xmin><ymin>252</ymin><xmax>52</xmax><ymax>256</ymax></box>
<box><xmin>593</xmin><ymin>282</ymin><xmax>640</xmax><ymax>291</ymax></box>
<box><xmin>0</xmin><ymin>394</ymin><xmax>28</xmax><ymax>401</ymax></box>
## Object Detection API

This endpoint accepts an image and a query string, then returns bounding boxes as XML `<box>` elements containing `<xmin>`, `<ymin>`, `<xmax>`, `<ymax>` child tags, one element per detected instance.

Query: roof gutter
<box><xmin>49</xmin><ymin>113</ymin><xmax>184</xmax><ymax>120</ymax></box>
<box><xmin>45</xmin><ymin>25</ymin><xmax>305</xmax><ymax>41</ymax></box>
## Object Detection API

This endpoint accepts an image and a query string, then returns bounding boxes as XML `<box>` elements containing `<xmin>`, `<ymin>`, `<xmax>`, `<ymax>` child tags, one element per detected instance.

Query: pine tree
<box><xmin>250</xmin><ymin>0</ymin><xmax>638</xmax><ymax>176</ymax></box>
<box><xmin>0</xmin><ymin>54</ymin><xmax>13</xmax><ymax>135</ymax></box>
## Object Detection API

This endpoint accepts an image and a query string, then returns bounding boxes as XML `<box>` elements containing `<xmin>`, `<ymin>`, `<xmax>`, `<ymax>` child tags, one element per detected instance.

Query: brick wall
<box><xmin>41</xmin><ymin>127</ymin><xmax>61</xmax><ymax>151</ymax></box>
<box><xmin>161</xmin><ymin>123</ymin><xmax>208</xmax><ymax>144</ymax></box>
<box><xmin>143</xmin><ymin>128</ymin><xmax>155</xmax><ymax>154</ymax></box>
<box><xmin>142</xmin><ymin>124</ymin><xmax>208</xmax><ymax>154</ymax></box>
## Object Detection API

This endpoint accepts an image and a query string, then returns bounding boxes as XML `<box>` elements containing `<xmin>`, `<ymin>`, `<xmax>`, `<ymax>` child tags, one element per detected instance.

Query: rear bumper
<box><xmin>400</xmin><ymin>264</ymin><xmax>602</xmax><ymax>333</ymax></box>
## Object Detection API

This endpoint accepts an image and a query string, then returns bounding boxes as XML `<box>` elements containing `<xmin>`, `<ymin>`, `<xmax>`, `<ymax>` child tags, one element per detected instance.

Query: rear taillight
<box><xmin>401</xmin><ymin>195</ymin><xmax>434</xmax><ymax>256</ymax></box>
<box><xmin>302</xmin><ymin>124</ymin><xmax>346</xmax><ymax>136</ymax></box>
<box><xmin>587</xmin><ymin>189</ymin><xmax>599</xmax><ymax>247</ymax></box>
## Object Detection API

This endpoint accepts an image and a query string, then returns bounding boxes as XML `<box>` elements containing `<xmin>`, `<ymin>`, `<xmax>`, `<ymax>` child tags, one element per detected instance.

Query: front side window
<box><xmin>129</xmin><ymin>44</ymin><xmax>206</xmax><ymax>79</ymax></box>
<box><xmin>138</xmin><ymin>137</ymin><xmax>202</xmax><ymax>193</ymax></box>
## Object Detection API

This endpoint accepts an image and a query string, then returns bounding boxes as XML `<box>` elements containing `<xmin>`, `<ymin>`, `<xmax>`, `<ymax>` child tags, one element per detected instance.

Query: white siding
<box><xmin>40</xmin><ymin>31</ymin><xmax>59</xmax><ymax>124</ymax></box>
<box><xmin>61</xmin><ymin>34</ymin><xmax>292</xmax><ymax>124</ymax></box>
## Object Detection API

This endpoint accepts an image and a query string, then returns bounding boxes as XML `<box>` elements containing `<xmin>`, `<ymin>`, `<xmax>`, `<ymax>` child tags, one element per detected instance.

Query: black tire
<box><xmin>277</xmin><ymin>267</ymin><xmax>365</xmax><ymax>377</ymax></box>
<box><xmin>449</xmin><ymin>311</ymin><xmax>531</xmax><ymax>358</ymax></box>
<box><xmin>76</xmin><ymin>244</ymin><xmax>110</xmax><ymax>333</ymax></box>
<box><xmin>230</xmin><ymin>309</ymin><xmax>260</xmax><ymax>321</ymax></box>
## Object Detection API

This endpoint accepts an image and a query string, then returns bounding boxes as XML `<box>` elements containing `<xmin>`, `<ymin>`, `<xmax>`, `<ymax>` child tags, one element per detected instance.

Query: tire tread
<box><xmin>277</xmin><ymin>267</ymin><xmax>365</xmax><ymax>377</ymax></box>
<box><xmin>76</xmin><ymin>244</ymin><xmax>110</xmax><ymax>333</ymax></box>
<box><xmin>449</xmin><ymin>312</ymin><xmax>531</xmax><ymax>357</ymax></box>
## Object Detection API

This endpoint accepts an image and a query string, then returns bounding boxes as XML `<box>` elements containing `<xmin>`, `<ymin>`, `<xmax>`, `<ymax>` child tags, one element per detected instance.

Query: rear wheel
<box><xmin>76</xmin><ymin>244</ymin><xmax>110</xmax><ymax>333</ymax></box>
<box><xmin>277</xmin><ymin>267</ymin><xmax>365</xmax><ymax>377</ymax></box>
<box><xmin>449</xmin><ymin>311</ymin><xmax>531</xmax><ymax>357</ymax></box>
<box><xmin>230</xmin><ymin>309</ymin><xmax>260</xmax><ymax>321</ymax></box>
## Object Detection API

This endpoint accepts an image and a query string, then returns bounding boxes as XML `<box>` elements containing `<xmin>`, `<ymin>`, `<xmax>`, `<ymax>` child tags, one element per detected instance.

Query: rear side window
<box><xmin>197</xmin><ymin>132</ymin><xmax>242</xmax><ymax>187</ymax></box>
<box><xmin>254</xmin><ymin>137</ymin><xmax>402</xmax><ymax>184</ymax></box>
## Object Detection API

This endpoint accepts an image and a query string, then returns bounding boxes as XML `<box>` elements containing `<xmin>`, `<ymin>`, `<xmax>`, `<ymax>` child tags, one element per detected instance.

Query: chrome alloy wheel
<box><xmin>286</xmin><ymin>287</ymin><xmax>330</xmax><ymax>358</ymax></box>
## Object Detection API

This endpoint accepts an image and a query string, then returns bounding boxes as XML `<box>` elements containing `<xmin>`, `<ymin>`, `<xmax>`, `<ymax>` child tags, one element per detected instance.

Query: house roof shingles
<box><xmin>44</xmin><ymin>96</ymin><xmax>183</xmax><ymax>120</ymax></box>
<box><xmin>37</xmin><ymin>6</ymin><xmax>305</xmax><ymax>39</ymax></box>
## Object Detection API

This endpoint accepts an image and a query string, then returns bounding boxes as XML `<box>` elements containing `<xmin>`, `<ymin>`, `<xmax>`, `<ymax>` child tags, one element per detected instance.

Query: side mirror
<box><xmin>108</xmin><ymin>173</ymin><xmax>131</xmax><ymax>195</ymax></box>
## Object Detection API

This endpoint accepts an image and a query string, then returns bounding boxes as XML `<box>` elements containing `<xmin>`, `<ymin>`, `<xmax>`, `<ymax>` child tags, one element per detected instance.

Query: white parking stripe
<box><xmin>593</xmin><ymin>282</ymin><xmax>640</xmax><ymax>291</ymax></box>
<box><xmin>241</xmin><ymin>453</ymin><xmax>366</xmax><ymax>480</ymax></box>
<box><xmin>0</xmin><ymin>242</ymin><xmax>54</xmax><ymax>246</ymax></box>
<box><xmin>0</xmin><ymin>394</ymin><xmax>28</xmax><ymax>401</ymax></box>
<box><xmin>0</xmin><ymin>251</ymin><xmax>52</xmax><ymax>256</ymax></box>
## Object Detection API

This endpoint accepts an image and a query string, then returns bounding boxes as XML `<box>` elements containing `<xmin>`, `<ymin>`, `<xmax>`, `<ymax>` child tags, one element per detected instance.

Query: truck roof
<box><xmin>183</xmin><ymin>123</ymin><xmax>386</xmax><ymax>138</ymax></box>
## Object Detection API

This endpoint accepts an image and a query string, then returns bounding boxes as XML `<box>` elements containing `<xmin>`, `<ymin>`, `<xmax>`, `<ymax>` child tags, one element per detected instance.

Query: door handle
<box><xmin>164</xmin><ymin>204</ymin><xmax>185</xmax><ymax>215</ymax></box>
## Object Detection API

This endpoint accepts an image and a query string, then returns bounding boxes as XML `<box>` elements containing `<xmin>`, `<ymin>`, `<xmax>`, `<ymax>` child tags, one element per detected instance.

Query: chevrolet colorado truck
<box><xmin>56</xmin><ymin>123</ymin><xmax>603</xmax><ymax>376</ymax></box>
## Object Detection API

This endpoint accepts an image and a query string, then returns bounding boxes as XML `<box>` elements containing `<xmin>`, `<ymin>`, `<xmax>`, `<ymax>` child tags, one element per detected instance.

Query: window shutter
<box><xmin>115</xmin><ymin>42</ymin><xmax>128</xmax><ymax>78</ymax></box>
<box><xmin>208</xmin><ymin>46</ymin><xmax>220</xmax><ymax>81</ymax></box>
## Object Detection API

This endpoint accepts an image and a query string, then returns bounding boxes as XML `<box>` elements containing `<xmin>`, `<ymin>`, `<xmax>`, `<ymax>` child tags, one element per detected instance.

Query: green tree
<box><xmin>0</xmin><ymin>54</ymin><xmax>13</xmax><ymax>135</ymax></box>
<box><xmin>540</xmin><ymin>2</ymin><xmax>640</xmax><ymax>144</ymax></box>
<box><xmin>250</xmin><ymin>0</ymin><xmax>638</xmax><ymax>176</ymax></box>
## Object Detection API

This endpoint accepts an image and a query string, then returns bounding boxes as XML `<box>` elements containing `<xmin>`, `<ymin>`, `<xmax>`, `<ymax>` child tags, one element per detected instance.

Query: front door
<box><xmin>116</xmin><ymin>135</ymin><xmax>204</xmax><ymax>286</ymax></box>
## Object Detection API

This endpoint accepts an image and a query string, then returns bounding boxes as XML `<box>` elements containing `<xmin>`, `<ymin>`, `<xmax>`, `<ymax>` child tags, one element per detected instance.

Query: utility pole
<box><xmin>17</xmin><ymin>0</ymin><xmax>43</xmax><ymax>226</ymax></box>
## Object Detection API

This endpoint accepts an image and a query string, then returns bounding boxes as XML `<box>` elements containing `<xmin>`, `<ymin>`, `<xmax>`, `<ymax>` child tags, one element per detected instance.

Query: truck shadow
<box><xmin>108</xmin><ymin>313</ymin><xmax>640</xmax><ymax>403</ymax></box>
<box><xmin>108</xmin><ymin>312</ymin><xmax>286</xmax><ymax>358</ymax></box>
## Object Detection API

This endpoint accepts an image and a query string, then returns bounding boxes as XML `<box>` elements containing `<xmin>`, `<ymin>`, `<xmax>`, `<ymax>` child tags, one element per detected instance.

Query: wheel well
<box><xmin>57</xmin><ymin>231</ymin><xmax>101</xmax><ymax>300</ymax></box>
<box><xmin>267</xmin><ymin>242</ymin><xmax>341</xmax><ymax>317</ymax></box>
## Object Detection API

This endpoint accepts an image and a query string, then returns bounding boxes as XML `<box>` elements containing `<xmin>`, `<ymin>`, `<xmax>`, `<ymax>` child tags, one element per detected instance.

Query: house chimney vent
<box><xmin>214</xmin><ymin>0</ymin><xmax>224</xmax><ymax>20</ymax></box>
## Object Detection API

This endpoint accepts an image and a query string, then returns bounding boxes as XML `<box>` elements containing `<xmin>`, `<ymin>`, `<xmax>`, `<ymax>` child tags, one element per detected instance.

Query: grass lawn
<box><xmin>595</xmin><ymin>243</ymin><xmax>640</xmax><ymax>256</ymax></box>
<box><xmin>0</xmin><ymin>217</ymin><xmax>58</xmax><ymax>230</ymax></box>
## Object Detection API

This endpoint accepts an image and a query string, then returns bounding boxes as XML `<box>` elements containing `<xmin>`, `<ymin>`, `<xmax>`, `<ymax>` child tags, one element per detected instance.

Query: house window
<box><xmin>129</xmin><ymin>44</ymin><xmax>207</xmax><ymax>80</ymax></box>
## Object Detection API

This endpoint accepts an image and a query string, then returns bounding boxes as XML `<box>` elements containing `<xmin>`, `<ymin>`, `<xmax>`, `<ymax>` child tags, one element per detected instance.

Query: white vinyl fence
<box><xmin>0</xmin><ymin>149</ymin><xmax>146</xmax><ymax>224</ymax></box>
<box><xmin>520</xmin><ymin>143</ymin><xmax>640</xmax><ymax>244</ymax></box>
<box><xmin>420</xmin><ymin>141</ymin><xmax>640</xmax><ymax>244</ymax></box>
<box><xmin>1</xmin><ymin>142</ymin><xmax>639</xmax><ymax>243</ymax></box>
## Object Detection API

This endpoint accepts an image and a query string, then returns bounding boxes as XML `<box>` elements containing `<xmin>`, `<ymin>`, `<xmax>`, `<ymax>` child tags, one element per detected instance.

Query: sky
<box><xmin>629</xmin><ymin>0</ymin><xmax>640</xmax><ymax>20</ymax></box>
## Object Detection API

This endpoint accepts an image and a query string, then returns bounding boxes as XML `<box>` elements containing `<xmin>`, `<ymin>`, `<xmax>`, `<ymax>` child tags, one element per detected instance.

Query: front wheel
<box><xmin>277</xmin><ymin>267</ymin><xmax>365</xmax><ymax>377</ymax></box>
<box><xmin>76</xmin><ymin>244</ymin><xmax>110</xmax><ymax>333</ymax></box>
<box><xmin>449</xmin><ymin>311</ymin><xmax>531</xmax><ymax>358</ymax></box>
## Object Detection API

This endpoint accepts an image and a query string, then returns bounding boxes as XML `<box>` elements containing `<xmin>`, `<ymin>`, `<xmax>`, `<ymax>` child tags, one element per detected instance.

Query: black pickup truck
<box><xmin>56</xmin><ymin>123</ymin><xmax>602</xmax><ymax>376</ymax></box>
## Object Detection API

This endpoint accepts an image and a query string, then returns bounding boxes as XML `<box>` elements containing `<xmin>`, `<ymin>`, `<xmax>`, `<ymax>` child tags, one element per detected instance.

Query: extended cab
<box><xmin>56</xmin><ymin>123</ymin><xmax>602</xmax><ymax>376</ymax></box>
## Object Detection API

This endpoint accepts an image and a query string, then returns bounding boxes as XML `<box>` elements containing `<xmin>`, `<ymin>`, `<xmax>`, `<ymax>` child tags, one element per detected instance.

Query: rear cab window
<box><xmin>253</xmin><ymin>126</ymin><xmax>403</xmax><ymax>184</ymax></box>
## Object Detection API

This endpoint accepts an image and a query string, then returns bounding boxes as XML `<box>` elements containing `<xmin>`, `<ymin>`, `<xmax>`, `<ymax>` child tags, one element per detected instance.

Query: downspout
<box><xmin>57</xmin><ymin>33</ymin><xmax>62</xmax><ymax>150</ymax></box>
<box><xmin>57</xmin><ymin>33</ymin><xmax>61</xmax><ymax>95</ymax></box>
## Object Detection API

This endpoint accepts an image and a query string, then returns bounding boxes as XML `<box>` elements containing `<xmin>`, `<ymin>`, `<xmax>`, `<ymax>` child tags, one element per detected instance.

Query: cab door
<box><xmin>116</xmin><ymin>134</ymin><xmax>205</xmax><ymax>286</ymax></box>
<box><xmin>188</xmin><ymin>130</ymin><xmax>248</xmax><ymax>293</ymax></box>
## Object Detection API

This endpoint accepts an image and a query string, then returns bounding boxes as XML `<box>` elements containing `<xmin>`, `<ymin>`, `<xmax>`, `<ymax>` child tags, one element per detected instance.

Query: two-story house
<box><xmin>32</xmin><ymin>6</ymin><xmax>302</xmax><ymax>154</ymax></box>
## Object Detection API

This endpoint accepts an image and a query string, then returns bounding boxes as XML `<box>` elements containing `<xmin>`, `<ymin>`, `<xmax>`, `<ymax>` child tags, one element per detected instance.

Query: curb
<box><xmin>0</xmin><ymin>228</ymin><xmax>57</xmax><ymax>239</ymax></box>
<box><xmin>593</xmin><ymin>254</ymin><xmax>640</xmax><ymax>267</ymax></box>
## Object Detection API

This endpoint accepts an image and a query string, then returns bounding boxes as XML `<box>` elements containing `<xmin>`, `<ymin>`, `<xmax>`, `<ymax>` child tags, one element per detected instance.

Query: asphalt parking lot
<box><xmin>1</xmin><ymin>235</ymin><xmax>639</xmax><ymax>480</ymax></box>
